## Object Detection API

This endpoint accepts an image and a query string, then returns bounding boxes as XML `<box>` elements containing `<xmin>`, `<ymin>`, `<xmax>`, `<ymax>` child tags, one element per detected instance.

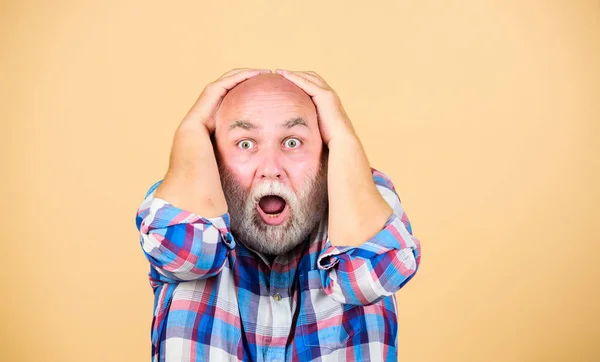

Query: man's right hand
<box><xmin>180</xmin><ymin>68</ymin><xmax>272</xmax><ymax>134</ymax></box>
<box><xmin>155</xmin><ymin>68</ymin><xmax>271</xmax><ymax>217</ymax></box>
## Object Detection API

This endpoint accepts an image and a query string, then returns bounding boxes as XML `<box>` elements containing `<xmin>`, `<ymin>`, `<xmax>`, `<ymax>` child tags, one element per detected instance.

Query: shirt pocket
<box><xmin>299</xmin><ymin>269</ymin><xmax>364</xmax><ymax>350</ymax></box>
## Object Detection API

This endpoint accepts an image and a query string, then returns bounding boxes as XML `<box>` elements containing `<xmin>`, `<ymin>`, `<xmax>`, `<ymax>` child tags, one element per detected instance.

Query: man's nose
<box><xmin>257</xmin><ymin>150</ymin><xmax>283</xmax><ymax>180</ymax></box>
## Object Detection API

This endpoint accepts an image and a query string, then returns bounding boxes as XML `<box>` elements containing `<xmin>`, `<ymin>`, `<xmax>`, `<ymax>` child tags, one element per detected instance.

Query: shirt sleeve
<box><xmin>135</xmin><ymin>180</ymin><xmax>236</xmax><ymax>284</ymax></box>
<box><xmin>316</xmin><ymin>168</ymin><xmax>422</xmax><ymax>306</ymax></box>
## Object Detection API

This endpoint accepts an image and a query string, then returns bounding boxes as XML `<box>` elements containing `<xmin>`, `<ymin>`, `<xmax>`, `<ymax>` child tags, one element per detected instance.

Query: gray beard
<box><xmin>217</xmin><ymin>152</ymin><xmax>329</xmax><ymax>256</ymax></box>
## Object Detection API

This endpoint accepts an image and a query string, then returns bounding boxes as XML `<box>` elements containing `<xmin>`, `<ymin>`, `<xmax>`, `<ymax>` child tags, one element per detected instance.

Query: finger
<box><xmin>187</xmin><ymin>69</ymin><xmax>270</xmax><ymax>122</ymax></box>
<box><xmin>219</xmin><ymin>68</ymin><xmax>271</xmax><ymax>80</ymax></box>
<box><xmin>297</xmin><ymin>71</ymin><xmax>329</xmax><ymax>88</ymax></box>
<box><xmin>275</xmin><ymin>69</ymin><xmax>326</xmax><ymax>98</ymax></box>
<box><xmin>219</xmin><ymin>68</ymin><xmax>251</xmax><ymax>78</ymax></box>
<box><xmin>210</xmin><ymin>69</ymin><xmax>271</xmax><ymax>97</ymax></box>
<box><xmin>276</xmin><ymin>69</ymin><xmax>329</xmax><ymax>88</ymax></box>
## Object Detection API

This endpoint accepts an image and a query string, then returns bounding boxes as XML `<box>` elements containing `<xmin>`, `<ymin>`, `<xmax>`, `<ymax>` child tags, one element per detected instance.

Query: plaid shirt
<box><xmin>135</xmin><ymin>168</ymin><xmax>421</xmax><ymax>362</ymax></box>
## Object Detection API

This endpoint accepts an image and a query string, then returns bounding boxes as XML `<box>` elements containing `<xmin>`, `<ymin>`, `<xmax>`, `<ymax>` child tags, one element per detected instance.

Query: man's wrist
<box><xmin>176</xmin><ymin>119</ymin><xmax>212</xmax><ymax>138</ymax></box>
<box><xmin>326</xmin><ymin>126</ymin><xmax>359</xmax><ymax>149</ymax></box>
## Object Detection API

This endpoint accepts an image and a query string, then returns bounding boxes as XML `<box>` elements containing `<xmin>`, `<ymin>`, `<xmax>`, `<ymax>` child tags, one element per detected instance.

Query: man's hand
<box><xmin>181</xmin><ymin>68</ymin><xmax>272</xmax><ymax>134</ymax></box>
<box><xmin>274</xmin><ymin>69</ymin><xmax>357</xmax><ymax>146</ymax></box>
<box><xmin>155</xmin><ymin>68</ymin><xmax>271</xmax><ymax>217</ymax></box>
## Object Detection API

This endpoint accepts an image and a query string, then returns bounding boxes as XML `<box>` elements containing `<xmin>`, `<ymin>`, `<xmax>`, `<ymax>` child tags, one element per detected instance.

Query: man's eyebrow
<box><xmin>228</xmin><ymin>118</ymin><xmax>308</xmax><ymax>131</ymax></box>
<box><xmin>229</xmin><ymin>120</ymin><xmax>257</xmax><ymax>131</ymax></box>
<box><xmin>281</xmin><ymin>117</ymin><xmax>308</xmax><ymax>129</ymax></box>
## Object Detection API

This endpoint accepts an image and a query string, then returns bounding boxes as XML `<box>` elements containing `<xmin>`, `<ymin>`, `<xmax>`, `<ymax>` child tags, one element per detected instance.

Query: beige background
<box><xmin>2</xmin><ymin>1</ymin><xmax>599</xmax><ymax>361</ymax></box>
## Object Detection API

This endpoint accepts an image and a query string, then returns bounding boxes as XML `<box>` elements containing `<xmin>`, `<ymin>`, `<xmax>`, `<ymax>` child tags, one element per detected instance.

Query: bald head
<box><xmin>223</xmin><ymin>73</ymin><xmax>311</xmax><ymax>102</ymax></box>
<box><xmin>214</xmin><ymin>73</ymin><xmax>317</xmax><ymax>132</ymax></box>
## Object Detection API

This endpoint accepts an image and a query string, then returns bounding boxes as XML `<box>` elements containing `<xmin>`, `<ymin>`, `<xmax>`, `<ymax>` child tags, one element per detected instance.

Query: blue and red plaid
<box><xmin>135</xmin><ymin>167</ymin><xmax>421</xmax><ymax>361</ymax></box>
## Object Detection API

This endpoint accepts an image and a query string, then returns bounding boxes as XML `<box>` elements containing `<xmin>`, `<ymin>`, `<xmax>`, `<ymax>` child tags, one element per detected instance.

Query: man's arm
<box><xmin>155</xmin><ymin>68</ymin><xmax>270</xmax><ymax>216</ymax></box>
<box><xmin>274</xmin><ymin>69</ymin><xmax>393</xmax><ymax>246</ymax></box>
<box><xmin>322</xmin><ymin>133</ymin><xmax>421</xmax><ymax>305</ymax></box>
<box><xmin>135</xmin><ymin>68</ymin><xmax>271</xmax><ymax>282</ymax></box>
<box><xmin>326</xmin><ymin>131</ymin><xmax>393</xmax><ymax>247</ymax></box>
<box><xmin>154</xmin><ymin>123</ymin><xmax>228</xmax><ymax>217</ymax></box>
<box><xmin>317</xmin><ymin>167</ymin><xmax>421</xmax><ymax>305</ymax></box>
<box><xmin>276</xmin><ymin>70</ymin><xmax>421</xmax><ymax>305</ymax></box>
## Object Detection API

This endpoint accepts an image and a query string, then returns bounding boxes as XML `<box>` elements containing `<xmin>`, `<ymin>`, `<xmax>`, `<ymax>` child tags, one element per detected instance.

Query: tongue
<box><xmin>259</xmin><ymin>196</ymin><xmax>286</xmax><ymax>214</ymax></box>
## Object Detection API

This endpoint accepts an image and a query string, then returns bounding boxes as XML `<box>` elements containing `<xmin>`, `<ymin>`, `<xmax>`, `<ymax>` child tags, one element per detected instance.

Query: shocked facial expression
<box><xmin>213</xmin><ymin>74</ymin><xmax>329</xmax><ymax>256</ymax></box>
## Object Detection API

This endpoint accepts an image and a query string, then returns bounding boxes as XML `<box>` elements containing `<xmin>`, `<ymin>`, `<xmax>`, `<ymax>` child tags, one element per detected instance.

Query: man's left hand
<box><xmin>275</xmin><ymin>69</ymin><xmax>357</xmax><ymax>146</ymax></box>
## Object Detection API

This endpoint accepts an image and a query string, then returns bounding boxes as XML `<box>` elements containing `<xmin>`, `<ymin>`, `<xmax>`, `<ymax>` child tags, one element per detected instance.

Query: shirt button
<box><xmin>272</xmin><ymin>293</ymin><xmax>282</xmax><ymax>301</ymax></box>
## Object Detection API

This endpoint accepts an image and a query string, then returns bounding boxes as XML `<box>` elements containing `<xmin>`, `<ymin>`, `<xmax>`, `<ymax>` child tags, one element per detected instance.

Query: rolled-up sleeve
<box><xmin>135</xmin><ymin>180</ymin><xmax>235</xmax><ymax>284</ymax></box>
<box><xmin>316</xmin><ymin>168</ymin><xmax>422</xmax><ymax>305</ymax></box>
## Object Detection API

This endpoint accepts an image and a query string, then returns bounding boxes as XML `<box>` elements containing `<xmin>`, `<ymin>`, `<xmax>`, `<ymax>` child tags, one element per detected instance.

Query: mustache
<box><xmin>251</xmin><ymin>181</ymin><xmax>296</xmax><ymax>205</ymax></box>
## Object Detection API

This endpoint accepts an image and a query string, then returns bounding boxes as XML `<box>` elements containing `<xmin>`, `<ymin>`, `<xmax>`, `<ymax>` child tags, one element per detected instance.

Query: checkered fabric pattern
<box><xmin>135</xmin><ymin>168</ymin><xmax>421</xmax><ymax>361</ymax></box>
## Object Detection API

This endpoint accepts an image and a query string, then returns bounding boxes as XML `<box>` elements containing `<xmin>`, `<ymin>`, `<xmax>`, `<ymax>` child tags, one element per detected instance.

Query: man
<box><xmin>135</xmin><ymin>68</ymin><xmax>422</xmax><ymax>362</ymax></box>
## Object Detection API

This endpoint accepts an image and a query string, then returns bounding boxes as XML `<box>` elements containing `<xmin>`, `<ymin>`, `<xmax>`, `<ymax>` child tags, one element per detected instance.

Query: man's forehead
<box><xmin>216</xmin><ymin>74</ymin><xmax>316</xmax><ymax>126</ymax></box>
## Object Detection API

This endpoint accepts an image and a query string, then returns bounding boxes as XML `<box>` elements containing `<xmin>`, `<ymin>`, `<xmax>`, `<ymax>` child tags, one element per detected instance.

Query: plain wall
<box><xmin>1</xmin><ymin>1</ymin><xmax>599</xmax><ymax>361</ymax></box>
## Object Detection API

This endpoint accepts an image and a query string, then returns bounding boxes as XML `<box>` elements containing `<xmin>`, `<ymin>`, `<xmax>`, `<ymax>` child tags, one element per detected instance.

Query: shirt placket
<box><xmin>263</xmin><ymin>267</ymin><xmax>293</xmax><ymax>362</ymax></box>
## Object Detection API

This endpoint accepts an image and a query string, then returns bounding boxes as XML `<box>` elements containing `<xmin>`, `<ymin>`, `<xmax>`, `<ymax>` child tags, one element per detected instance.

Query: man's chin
<box><xmin>239</xmin><ymin>236</ymin><xmax>295</xmax><ymax>256</ymax></box>
<box><xmin>237</xmin><ymin>223</ymin><xmax>303</xmax><ymax>256</ymax></box>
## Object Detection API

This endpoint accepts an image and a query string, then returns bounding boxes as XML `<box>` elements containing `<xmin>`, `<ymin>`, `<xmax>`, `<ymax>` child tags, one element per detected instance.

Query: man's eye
<box><xmin>238</xmin><ymin>140</ymin><xmax>254</xmax><ymax>149</ymax></box>
<box><xmin>284</xmin><ymin>138</ymin><xmax>301</xmax><ymax>148</ymax></box>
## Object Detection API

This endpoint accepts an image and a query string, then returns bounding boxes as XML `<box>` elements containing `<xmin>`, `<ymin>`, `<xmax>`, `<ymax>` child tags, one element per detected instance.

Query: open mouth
<box><xmin>256</xmin><ymin>195</ymin><xmax>289</xmax><ymax>225</ymax></box>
